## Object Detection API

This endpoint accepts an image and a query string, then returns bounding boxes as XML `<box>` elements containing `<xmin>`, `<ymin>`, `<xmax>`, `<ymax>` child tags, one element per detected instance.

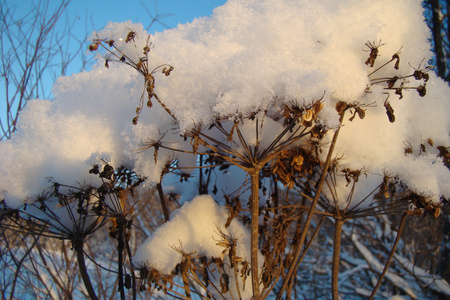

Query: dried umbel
<box><xmin>365</xmin><ymin>44</ymin><xmax>432</xmax><ymax>123</ymax></box>
<box><xmin>335</xmin><ymin>101</ymin><xmax>371</xmax><ymax>121</ymax></box>
<box><xmin>408</xmin><ymin>193</ymin><xmax>442</xmax><ymax>218</ymax></box>
<box><xmin>272</xmin><ymin>147</ymin><xmax>317</xmax><ymax>189</ymax></box>
<box><xmin>283</xmin><ymin>99</ymin><xmax>323</xmax><ymax>127</ymax></box>
<box><xmin>82</xmin><ymin>35</ymin><xmax>447</xmax><ymax>300</ymax></box>
<box><xmin>89</xmin><ymin>32</ymin><xmax>175</xmax><ymax>124</ymax></box>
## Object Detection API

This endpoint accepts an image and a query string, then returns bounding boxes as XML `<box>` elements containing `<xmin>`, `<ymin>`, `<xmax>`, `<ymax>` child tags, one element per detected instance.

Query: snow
<box><xmin>394</xmin><ymin>253</ymin><xmax>450</xmax><ymax>296</ymax></box>
<box><xmin>133</xmin><ymin>195</ymin><xmax>259</xmax><ymax>299</ymax></box>
<box><xmin>0</xmin><ymin>0</ymin><xmax>449</xmax><ymax>211</ymax></box>
<box><xmin>133</xmin><ymin>195</ymin><xmax>252</xmax><ymax>272</ymax></box>
<box><xmin>351</xmin><ymin>233</ymin><xmax>418</xmax><ymax>299</ymax></box>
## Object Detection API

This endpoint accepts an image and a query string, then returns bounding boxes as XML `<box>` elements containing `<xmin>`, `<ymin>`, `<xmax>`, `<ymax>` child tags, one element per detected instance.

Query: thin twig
<box><xmin>368</xmin><ymin>212</ymin><xmax>407</xmax><ymax>299</ymax></box>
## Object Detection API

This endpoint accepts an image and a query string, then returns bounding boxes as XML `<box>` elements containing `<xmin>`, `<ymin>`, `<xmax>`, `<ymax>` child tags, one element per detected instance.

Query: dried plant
<box><xmin>96</xmin><ymin>33</ymin><xmax>447</xmax><ymax>300</ymax></box>
<box><xmin>2</xmin><ymin>27</ymin><xmax>449</xmax><ymax>300</ymax></box>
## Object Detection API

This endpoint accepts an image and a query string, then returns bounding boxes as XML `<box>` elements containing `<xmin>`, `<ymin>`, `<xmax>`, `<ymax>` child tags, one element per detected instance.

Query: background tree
<box><xmin>424</xmin><ymin>0</ymin><xmax>450</xmax><ymax>82</ymax></box>
<box><xmin>0</xmin><ymin>0</ymin><xmax>91</xmax><ymax>140</ymax></box>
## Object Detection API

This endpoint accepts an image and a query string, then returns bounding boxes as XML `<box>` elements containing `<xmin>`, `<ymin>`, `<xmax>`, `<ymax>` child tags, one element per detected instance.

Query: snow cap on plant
<box><xmin>0</xmin><ymin>0</ymin><xmax>449</xmax><ymax>210</ymax></box>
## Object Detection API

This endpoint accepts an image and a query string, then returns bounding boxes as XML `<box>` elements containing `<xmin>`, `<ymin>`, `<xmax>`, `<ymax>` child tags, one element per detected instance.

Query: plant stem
<box><xmin>118</xmin><ymin>219</ymin><xmax>126</xmax><ymax>300</ymax></box>
<box><xmin>157</xmin><ymin>182</ymin><xmax>170</xmax><ymax>222</ymax></box>
<box><xmin>75</xmin><ymin>239</ymin><xmax>98</xmax><ymax>300</ymax></box>
<box><xmin>332</xmin><ymin>218</ymin><xmax>344</xmax><ymax>300</ymax></box>
<box><xmin>276</xmin><ymin>112</ymin><xmax>345</xmax><ymax>299</ymax></box>
<box><xmin>9</xmin><ymin>235</ymin><xmax>38</xmax><ymax>300</ymax></box>
<box><xmin>368</xmin><ymin>213</ymin><xmax>407</xmax><ymax>299</ymax></box>
<box><xmin>125</xmin><ymin>232</ymin><xmax>137</xmax><ymax>300</ymax></box>
<box><xmin>250</xmin><ymin>169</ymin><xmax>261</xmax><ymax>300</ymax></box>
<box><xmin>181</xmin><ymin>269</ymin><xmax>191</xmax><ymax>299</ymax></box>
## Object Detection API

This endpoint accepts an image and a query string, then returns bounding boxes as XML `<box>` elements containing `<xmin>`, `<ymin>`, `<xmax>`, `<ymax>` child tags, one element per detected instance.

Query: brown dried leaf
<box><xmin>313</xmin><ymin>101</ymin><xmax>324</xmax><ymax>115</ymax></box>
<box><xmin>356</xmin><ymin>107</ymin><xmax>365</xmax><ymax>119</ymax></box>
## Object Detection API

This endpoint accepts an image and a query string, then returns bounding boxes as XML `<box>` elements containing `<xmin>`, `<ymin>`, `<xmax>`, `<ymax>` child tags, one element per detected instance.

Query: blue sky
<box><xmin>63</xmin><ymin>0</ymin><xmax>228</xmax><ymax>73</ymax></box>
<box><xmin>11</xmin><ymin>0</ymin><xmax>227</xmax><ymax>34</ymax></box>
<box><xmin>65</xmin><ymin>0</ymin><xmax>227</xmax><ymax>35</ymax></box>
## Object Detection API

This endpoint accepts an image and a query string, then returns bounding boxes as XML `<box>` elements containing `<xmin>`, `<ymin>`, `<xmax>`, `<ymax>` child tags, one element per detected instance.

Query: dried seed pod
<box><xmin>335</xmin><ymin>101</ymin><xmax>348</xmax><ymax>115</ymax></box>
<box><xmin>136</xmin><ymin>60</ymin><xmax>143</xmax><ymax>71</ymax></box>
<box><xmin>303</xmin><ymin>109</ymin><xmax>313</xmax><ymax>122</ymax></box>
<box><xmin>348</xmin><ymin>107</ymin><xmax>365</xmax><ymax>122</ymax></box>
<box><xmin>100</xmin><ymin>164</ymin><xmax>114</xmax><ymax>179</ymax></box>
<box><xmin>311</xmin><ymin>124</ymin><xmax>327</xmax><ymax>139</ymax></box>
<box><xmin>392</xmin><ymin>53</ymin><xmax>400</xmax><ymax>70</ymax></box>
<box><xmin>313</xmin><ymin>101</ymin><xmax>324</xmax><ymax>115</ymax></box>
<box><xmin>404</xmin><ymin>142</ymin><xmax>413</xmax><ymax>154</ymax></box>
<box><xmin>413</xmin><ymin>70</ymin><xmax>425</xmax><ymax>80</ymax></box>
<box><xmin>395</xmin><ymin>88</ymin><xmax>403</xmax><ymax>99</ymax></box>
<box><xmin>384</xmin><ymin>102</ymin><xmax>395</xmax><ymax>123</ymax></box>
<box><xmin>433</xmin><ymin>206</ymin><xmax>441</xmax><ymax>218</ymax></box>
<box><xmin>220</xmin><ymin>273</ymin><xmax>229</xmax><ymax>293</ymax></box>
<box><xmin>88</xmin><ymin>43</ymin><xmax>99</xmax><ymax>51</ymax></box>
<box><xmin>292</xmin><ymin>155</ymin><xmax>304</xmax><ymax>172</ymax></box>
<box><xmin>417</xmin><ymin>85</ymin><xmax>426</xmax><ymax>97</ymax></box>
<box><xmin>125</xmin><ymin>31</ymin><xmax>136</xmax><ymax>43</ymax></box>
<box><xmin>364</xmin><ymin>40</ymin><xmax>384</xmax><ymax>67</ymax></box>
<box><xmin>162</xmin><ymin>66</ymin><xmax>174</xmax><ymax>76</ymax></box>
<box><xmin>124</xmin><ymin>274</ymin><xmax>132</xmax><ymax>289</ymax></box>
<box><xmin>420</xmin><ymin>143</ymin><xmax>427</xmax><ymax>153</ymax></box>
<box><xmin>387</xmin><ymin>76</ymin><xmax>398</xmax><ymax>89</ymax></box>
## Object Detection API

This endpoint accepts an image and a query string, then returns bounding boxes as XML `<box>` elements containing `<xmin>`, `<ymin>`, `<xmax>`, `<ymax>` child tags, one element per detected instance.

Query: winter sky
<box><xmin>12</xmin><ymin>0</ymin><xmax>227</xmax><ymax>75</ymax></box>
